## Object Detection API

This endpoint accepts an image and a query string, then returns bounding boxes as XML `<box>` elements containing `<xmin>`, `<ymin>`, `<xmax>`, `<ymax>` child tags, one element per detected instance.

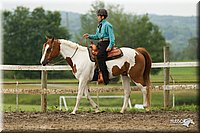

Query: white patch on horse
<box><xmin>59</xmin><ymin>39</ymin><xmax>87</xmax><ymax>59</ymax></box>
<box><xmin>40</xmin><ymin>44</ymin><xmax>49</xmax><ymax>64</ymax></box>
<box><xmin>59</xmin><ymin>39</ymin><xmax>85</xmax><ymax>51</ymax></box>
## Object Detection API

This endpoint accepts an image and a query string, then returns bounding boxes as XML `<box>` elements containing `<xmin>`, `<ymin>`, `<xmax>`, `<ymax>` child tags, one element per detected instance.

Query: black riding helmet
<box><xmin>97</xmin><ymin>9</ymin><xmax>108</xmax><ymax>18</ymax></box>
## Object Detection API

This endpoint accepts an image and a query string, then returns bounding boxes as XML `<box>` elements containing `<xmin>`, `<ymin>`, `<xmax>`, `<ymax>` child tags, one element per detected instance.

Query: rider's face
<box><xmin>97</xmin><ymin>15</ymin><xmax>104</xmax><ymax>22</ymax></box>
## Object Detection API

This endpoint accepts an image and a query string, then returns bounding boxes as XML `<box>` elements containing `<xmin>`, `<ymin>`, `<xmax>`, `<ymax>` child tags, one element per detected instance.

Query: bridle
<box><xmin>46</xmin><ymin>39</ymin><xmax>79</xmax><ymax>65</ymax></box>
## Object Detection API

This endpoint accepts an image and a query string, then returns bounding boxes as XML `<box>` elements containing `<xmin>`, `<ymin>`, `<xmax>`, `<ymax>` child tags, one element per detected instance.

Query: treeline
<box><xmin>3</xmin><ymin>1</ymin><xmax>197</xmax><ymax>79</ymax></box>
<box><xmin>3</xmin><ymin>7</ymin><xmax>72</xmax><ymax>79</ymax></box>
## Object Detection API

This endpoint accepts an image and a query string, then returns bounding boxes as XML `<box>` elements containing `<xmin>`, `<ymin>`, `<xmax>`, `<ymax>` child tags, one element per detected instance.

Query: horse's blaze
<box><xmin>112</xmin><ymin>61</ymin><xmax>130</xmax><ymax>76</ymax></box>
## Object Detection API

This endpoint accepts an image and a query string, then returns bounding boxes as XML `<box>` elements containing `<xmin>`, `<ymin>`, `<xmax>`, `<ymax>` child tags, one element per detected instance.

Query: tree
<box><xmin>3</xmin><ymin>6</ymin><xmax>70</xmax><ymax>78</ymax></box>
<box><xmin>179</xmin><ymin>37</ymin><xmax>198</xmax><ymax>61</ymax></box>
<box><xmin>79</xmin><ymin>1</ymin><xmax>167</xmax><ymax>74</ymax></box>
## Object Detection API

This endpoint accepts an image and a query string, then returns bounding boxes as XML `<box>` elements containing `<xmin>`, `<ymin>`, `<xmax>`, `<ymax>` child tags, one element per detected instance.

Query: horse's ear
<box><xmin>51</xmin><ymin>37</ymin><xmax>54</xmax><ymax>43</ymax></box>
<box><xmin>45</xmin><ymin>35</ymin><xmax>49</xmax><ymax>40</ymax></box>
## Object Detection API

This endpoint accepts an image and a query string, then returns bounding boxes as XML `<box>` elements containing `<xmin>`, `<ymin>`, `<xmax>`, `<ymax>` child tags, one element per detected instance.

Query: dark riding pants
<box><xmin>97</xmin><ymin>41</ymin><xmax>109</xmax><ymax>85</ymax></box>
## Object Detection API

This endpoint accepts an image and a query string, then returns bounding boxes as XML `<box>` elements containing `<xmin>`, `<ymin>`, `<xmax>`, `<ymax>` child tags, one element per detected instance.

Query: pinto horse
<box><xmin>40</xmin><ymin>38</ymin><xmax>152</xmax><ymax>114</ymax></box>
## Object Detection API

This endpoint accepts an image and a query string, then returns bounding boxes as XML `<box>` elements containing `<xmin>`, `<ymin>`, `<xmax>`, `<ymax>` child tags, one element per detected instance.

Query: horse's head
<box><xmin>40</xmin><ymin>37</ymin><xmax>61</xmax><ymax>66</ymax></box>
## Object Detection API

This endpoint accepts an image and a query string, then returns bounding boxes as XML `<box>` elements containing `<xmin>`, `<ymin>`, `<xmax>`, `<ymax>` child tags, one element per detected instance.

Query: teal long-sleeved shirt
<box><xmin>88</xmin><ymin>19</ymin><xmax>115</xmax><ymax>49</ymax></box>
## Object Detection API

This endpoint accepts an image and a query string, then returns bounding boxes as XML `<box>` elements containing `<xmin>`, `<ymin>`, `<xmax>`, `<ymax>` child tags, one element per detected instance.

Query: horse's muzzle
<box><xmin>41</xmin><ymin>60</ymin><xmax>49</xmax><ymax>66</ymax></box>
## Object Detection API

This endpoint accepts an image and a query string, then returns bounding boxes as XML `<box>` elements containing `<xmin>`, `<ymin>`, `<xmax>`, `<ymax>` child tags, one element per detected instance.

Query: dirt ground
<box><xmin>2</xmin><ymin>111</ymin><xmax>199</xmax><ymax>133</ymax></box>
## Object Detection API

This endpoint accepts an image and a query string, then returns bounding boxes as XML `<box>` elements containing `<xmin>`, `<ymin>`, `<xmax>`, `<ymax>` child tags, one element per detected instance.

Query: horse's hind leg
<box><xmin>134</xmin><ymin>82</ymin><xmax>148</xmax><ymax>108</ymax></box>
<box><xmin>129</xmin><ymin>54</ymin><xmax>150</xmax><ymax>111</ymax></box>
<box><xmin>84</xmin><ymin>85</ymin><xmax>100</xmax><ymax>113</ymax></box>
<box><xmin>120</xmin><ymin>76</ymin><xmax>131</xmax><ymax>113</ymax></box>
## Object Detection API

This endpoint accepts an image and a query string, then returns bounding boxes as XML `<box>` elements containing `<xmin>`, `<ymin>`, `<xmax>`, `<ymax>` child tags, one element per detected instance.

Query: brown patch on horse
<box><xmin>66</xmin><ymin>57</ymin><xmax>77</xmax><ymax>74</ymax></box>
<box><xmin>121</xmin><ymin>61</ymin><xmax>130</xmax><ymax>76</ymax></box>
<box><xmin>128</xmin><ymin>51</ymin><xmax>146</xmax><ymax>86</ymax></box>
<box><xmin>72</xmin><ymin>64</ymin><xmax>77</xmax><ymax>73</ymax></box>
<box><xmin>112</xmin><ymin>66</ymin><xmax>121</xmax><ymax>76</ymax></box>
<box><xmin>112</xmin><ymin>61</ymin><xmax>130</xmax><ymax>76</ymax></box>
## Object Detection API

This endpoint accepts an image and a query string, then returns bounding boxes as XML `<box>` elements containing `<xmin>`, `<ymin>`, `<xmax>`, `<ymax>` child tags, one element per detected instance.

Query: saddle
<box><xmin>88</xmin><ymin>43</ymin><xmax>123</xmax><ymax>62</ymax></box>
<box><xmin>88</xmin><ymin>42</ymin><xmax>123</xmax><ymax>84</ymax></box>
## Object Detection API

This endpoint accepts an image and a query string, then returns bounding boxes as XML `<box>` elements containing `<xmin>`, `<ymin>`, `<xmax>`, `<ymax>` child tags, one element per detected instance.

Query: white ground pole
<box><xmin>59</xmin><ymin>96</ymin><xmax>132</xmax><ymax>111</ymax></box>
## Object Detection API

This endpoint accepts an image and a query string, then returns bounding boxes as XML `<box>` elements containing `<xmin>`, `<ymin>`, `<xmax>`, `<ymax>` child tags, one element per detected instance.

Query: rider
<box><xmin>83</xmin><ymin>8</ymin><xmax>115</xmax><ymax>85</ymax></box>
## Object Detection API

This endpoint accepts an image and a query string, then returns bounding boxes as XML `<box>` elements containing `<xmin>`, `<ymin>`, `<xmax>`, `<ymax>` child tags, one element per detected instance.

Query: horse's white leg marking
<box><xmin>71</xmin><ymin>79</ymin><xmax>87</xmax><ymax>114</ymax></box>
<box><xmin>84</xmin><ymin>85</ymin><xmax>100</xmax><ymax>113</ymax></box>
<box><xmin>120</xmin><ymin>76</ymin><xmax>131</xmax><ymax>113</ymax></box>
<box><xmin>135</xmin><ymin>82</ymin><xmax>147</xmax><ymax>107</ymax></box>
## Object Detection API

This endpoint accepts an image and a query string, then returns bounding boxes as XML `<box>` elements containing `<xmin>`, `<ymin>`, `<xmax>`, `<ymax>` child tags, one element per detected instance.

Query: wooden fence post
<box><xmin>41</xmin><ymin>70</ymin><xmax>47</xmax><ymax>112</ymax></box>
<box><xmin>163</xmin><ymin>46</ymin><xmax>170</xmax><ymax>108</ymax></box>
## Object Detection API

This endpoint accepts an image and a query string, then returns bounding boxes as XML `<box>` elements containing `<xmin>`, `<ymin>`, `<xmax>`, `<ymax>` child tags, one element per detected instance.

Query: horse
<box><xmin>40</xmin><ymin>37</ymin><xmax>152</xmax><ymax>114</ymax></box>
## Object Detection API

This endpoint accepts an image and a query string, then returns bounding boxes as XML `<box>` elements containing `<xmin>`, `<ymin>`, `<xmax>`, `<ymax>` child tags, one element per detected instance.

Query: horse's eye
<box><xmin>47</xmin><ymin>48</ymin><xmax>51</xmax><ymax>53</ymax></box>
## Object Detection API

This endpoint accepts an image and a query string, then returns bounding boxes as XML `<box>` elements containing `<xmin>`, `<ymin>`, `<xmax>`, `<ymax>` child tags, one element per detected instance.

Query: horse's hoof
<box><xmin>95</xmin><ymin>109</ymin><xmax>101</xmax><ymax>113</ymax></box>
<box><xmin>70</xmin><ymin>112</ymin><xmax>76</xmax><ymax>115</ymax></box>
<box><xmin>145</xmin><ymin>108</ymin><xmax>151</xmax><ymax>112</ymax></box>
<box><xmin>120</xmin><ymin>111</ymin><xmax>124</xmax><ymax>114</ymax></box>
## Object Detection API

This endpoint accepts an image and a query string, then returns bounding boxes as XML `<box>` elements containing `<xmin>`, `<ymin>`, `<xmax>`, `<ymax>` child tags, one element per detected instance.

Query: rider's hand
<box><xmin>83</xmin><ymin>33</ymin><xmax>89</xmax><ymax>39</ymax></box>
<box><xmin>106</xmin><ymin>47</ymin><xmax>111</xmax><ymax>52</ymax></box>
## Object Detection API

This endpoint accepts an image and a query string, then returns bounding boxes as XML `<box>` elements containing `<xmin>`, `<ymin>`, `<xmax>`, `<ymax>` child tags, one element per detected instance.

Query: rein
<box><xmin>48</xmin><ymin>56</ymin><xmax>65</xmax><ymax>65</ymax></box>
<box><xmin>80</xmin><ymin>37</ymin><xmax>88</xmax><ymax>47</ymax></box>
<box><xmin>80</xmin><ymin>37</ymin><xmax>94</xmax><ymax>47</ymax></box>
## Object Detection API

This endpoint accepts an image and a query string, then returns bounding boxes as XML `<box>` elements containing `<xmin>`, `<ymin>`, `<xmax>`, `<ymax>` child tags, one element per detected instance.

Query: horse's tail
<box><xmin>135</xmin><ymin>47</ymin><xmax>152</xmax><ymax>109</ymax></box>
<box><xmin>136</xmin><ymin>47</ymin><xmax>152</xmax><ymax>85</ymax></box>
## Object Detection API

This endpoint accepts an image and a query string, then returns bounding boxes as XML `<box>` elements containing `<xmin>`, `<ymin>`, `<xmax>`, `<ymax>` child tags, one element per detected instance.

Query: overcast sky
<box><xmin>0</xmin><ymin>0</ymin><xmax>199</xmax><ymax>16</ymax></box>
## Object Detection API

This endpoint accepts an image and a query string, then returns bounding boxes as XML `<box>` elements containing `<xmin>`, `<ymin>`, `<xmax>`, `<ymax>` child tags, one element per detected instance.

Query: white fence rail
<box><xmin>0</xmin><ymin>62</ymin><xmax>198</xmax><ymax>71</ymax></box>
<box><xmin>0</xmin><ymin>61</ymin><xmax>198</xmax><ymax>112</ymax></box>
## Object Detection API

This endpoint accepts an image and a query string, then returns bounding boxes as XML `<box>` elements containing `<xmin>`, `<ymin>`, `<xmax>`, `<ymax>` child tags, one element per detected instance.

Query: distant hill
<box><xmin>60</xmin><ymin>11</ymin><xmax>197</xmax><ymax>53</ymax></box>
<box><xmin>149</xmin><ymin>14</ymin><xmax>197</xmax><ymax>52</ymax></box>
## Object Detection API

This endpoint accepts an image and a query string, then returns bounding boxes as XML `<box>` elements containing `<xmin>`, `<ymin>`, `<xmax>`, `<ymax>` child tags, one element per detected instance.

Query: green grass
<box><xmin>3</xmin><ymin>89</ymin><xmax>198</xmax><ymax>112</ymax></box>
<box><xmin>151</xmin><ymin>67</ymin><xmax>198</xmax><ymax>84</ymax></box>
<box><xmin>3</xmin><ymin>104</ymin><xmax>198</xmax><ymax>113</ymax></box>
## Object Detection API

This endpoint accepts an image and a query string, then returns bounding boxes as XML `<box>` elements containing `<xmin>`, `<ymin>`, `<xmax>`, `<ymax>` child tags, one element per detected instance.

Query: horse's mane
<box><xmin>59</xmin><ymin>39</ymin><xmax>86</xmax><ymax>51</ymax></box>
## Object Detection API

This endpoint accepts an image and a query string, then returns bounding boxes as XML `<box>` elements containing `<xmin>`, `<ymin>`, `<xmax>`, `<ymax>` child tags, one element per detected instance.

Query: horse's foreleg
<box><xmin>120</xmin><ymin>76</ymin><xmax>131</xmax><ymax>113</ymax></box>
<box><xmin>84</xmin><ymin>85</ymin><xmax>100</xmax><ymax>113</ymax></box>
<box><xmin>71</xmin><ymin>80</ymin><xmax>87</xmax><ymax>115</ymax></box>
